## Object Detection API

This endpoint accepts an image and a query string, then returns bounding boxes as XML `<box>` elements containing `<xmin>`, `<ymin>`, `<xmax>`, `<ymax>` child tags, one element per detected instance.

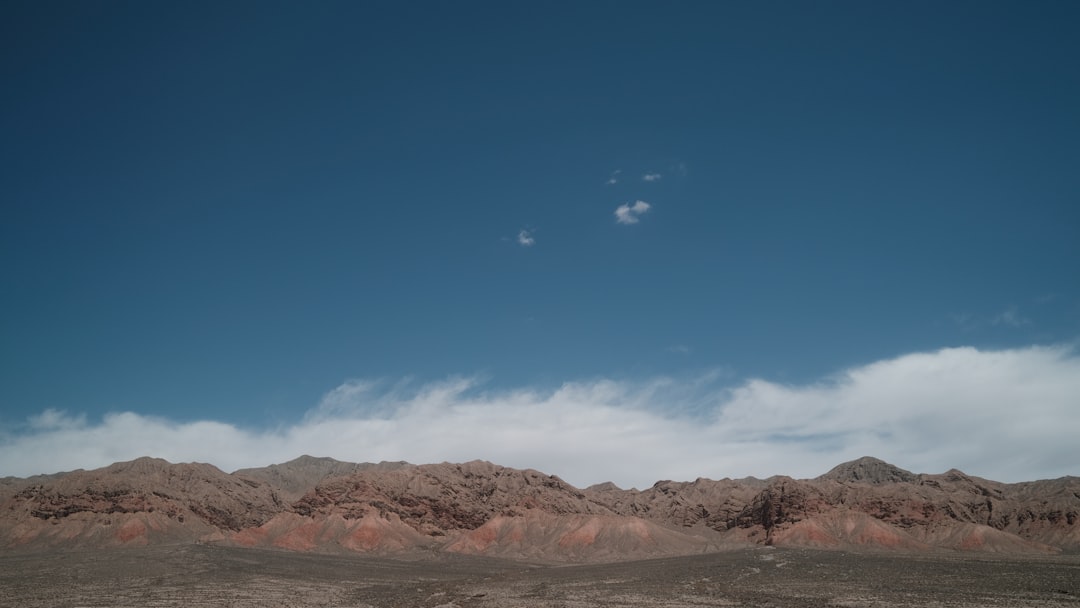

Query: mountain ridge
<box><xmin>2</xmin><ymin>455</ymin><xmax>1076</xmax><ymax>561</ymax></box>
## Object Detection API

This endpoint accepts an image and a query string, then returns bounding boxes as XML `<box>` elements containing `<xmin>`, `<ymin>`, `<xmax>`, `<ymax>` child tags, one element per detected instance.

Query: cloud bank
<box><xmin>615</xmin><ymin>200</ymin><xmax>651</xmax><ymax>225</ymax></box>
<box><xmin>1</xmin><ymin>346</ymin><xmax>1077</xmax><ymax>488</ymax></box>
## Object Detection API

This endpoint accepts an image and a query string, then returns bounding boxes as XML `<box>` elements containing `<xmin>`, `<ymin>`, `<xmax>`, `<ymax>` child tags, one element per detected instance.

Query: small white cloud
<box><xmin>517</xmin><ymin>229</ymin><xmax>535</xmax><ymax>247</ymax></box>
<box><xmin>667</xmin><ymin>345</ymin><xmax>691</xmax><ymax>355</ymax></box>
<box><xmin>614</xmin><ymin>200</ymin><xmax>651</xmax><ymax>224</ymax></box>
<box><xmin>642</xmin><ymin>172</ymin><xmax>662</xmax><ymax>182</ymax></box>
<box><xmin>606</xmin><ymin>169</ymin><xmax>622</xmax><ymax>185</ymax></box>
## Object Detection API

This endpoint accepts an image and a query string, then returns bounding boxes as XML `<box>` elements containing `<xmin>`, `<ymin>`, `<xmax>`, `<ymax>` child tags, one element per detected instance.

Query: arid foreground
<box><xmin>1</xmin><ymin>544</ymin><xmax>1077</xmax><ymax>608</ymax></box>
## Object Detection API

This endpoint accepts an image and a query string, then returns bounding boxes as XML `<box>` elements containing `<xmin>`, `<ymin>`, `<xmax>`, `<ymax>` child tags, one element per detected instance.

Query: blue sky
<box><xmin>2</xmin><ymin>2</ymin><xmax>1078</xmax><ymax>484</ymax></box>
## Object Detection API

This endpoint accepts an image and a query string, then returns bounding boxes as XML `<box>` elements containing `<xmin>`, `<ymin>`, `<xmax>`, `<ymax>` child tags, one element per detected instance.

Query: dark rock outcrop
<box><xmin>817</xmin><ymin>456</ymin><xmax>918</xmax><ymax>484</ymax></box>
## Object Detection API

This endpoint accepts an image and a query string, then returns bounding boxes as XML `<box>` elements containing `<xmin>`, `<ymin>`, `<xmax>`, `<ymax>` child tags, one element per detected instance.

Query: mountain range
<box><xmin>2</xmin><ymin>456</ymin><xmax>1077</xmax><ymax>561</ymax></box>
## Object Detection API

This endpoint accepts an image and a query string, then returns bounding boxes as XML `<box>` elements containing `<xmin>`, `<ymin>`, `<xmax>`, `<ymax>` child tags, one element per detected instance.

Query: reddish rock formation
<box><xmin>0</xmin><ymin>457</ymin><xmax>281</xmax><ymax>549</ymax></box>
<box><xmin>1</xmin><ymin>455</ymin><xmax>1076</xmax><ymax>560</ymax></box>
<box><xmin>443</xmin><ymin>511</ymin><xmax>719</xmax><ymax>561</ymax></box>
<box><xmin>584</xmin><ymin>459</ymin><xmax>1078</xmax><ymax>555</ymax></box>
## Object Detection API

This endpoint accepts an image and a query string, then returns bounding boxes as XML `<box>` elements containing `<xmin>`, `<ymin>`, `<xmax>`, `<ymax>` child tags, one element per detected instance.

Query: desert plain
<box><xmin>2</xmin><ymin>543</ymin><xmax>1078</xmax><ymax>608</ymax></box>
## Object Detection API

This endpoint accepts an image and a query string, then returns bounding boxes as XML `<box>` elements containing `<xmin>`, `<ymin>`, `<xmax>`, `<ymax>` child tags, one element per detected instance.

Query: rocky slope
<box><xmin>228</xmin><ymin>460</ymin><xmax>718</xmax><ymax>560</ymax></box>
<box><xmin>1</xmin><ymin>455</ymin><xmax>1076</xmax><ymax>560</ymax></box>
<box><xmin>0</xmin><ymin>457</ymin><xmax>283</xmax><ymax>549</ymax></box>
<box><xmin>234</xmin><ymin>456</ymin><xmax>411</xmax><ymax>502</ymax></box>
<box><xmin>582</xmin><ymin>457</ymin><xmax>1078</xmax><ymax>554</ymax></box>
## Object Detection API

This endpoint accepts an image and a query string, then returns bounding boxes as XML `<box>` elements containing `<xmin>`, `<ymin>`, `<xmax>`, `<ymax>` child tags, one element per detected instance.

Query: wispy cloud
<box><xmin>991</xmin><ymin>307</ymin><xmax>1031</xmax><ymax>327</ymax></box>
<box><xmin>951</xmin><ymin>312</ymin><xmax>979</xmax><ymax>331</ymax></box>
<box><xmin>642</xmin><ymin>172</ymin><xmax>662</xmax><ymax>182</ymax></box>
<box><xmin>953</xmin><ymin>307</ymin><xmax>1032</xmax><ymax>330</ymax></box>
<box><xmin>606</xmin><ymin>169</ymin><xmax>622</xmax><ymax>185</ymax></box>
<box><xmin>517</xmin><ymin>229</ymin><xmax>535</xmax><ymax>247</ymax></box>
<box><xmin>614</xmin><ymin>200</ymin><xmax>651</xmax><ymax>224</ymax></box>
<box><xmin>28</xmin><ymin>409</ymin><xmax>87</xmax><ymax>431</ymax></box>
<box><xmin>2</xmin><ymin>346</ymin><xmax>1076</xmax><ymax>487</ymax></box>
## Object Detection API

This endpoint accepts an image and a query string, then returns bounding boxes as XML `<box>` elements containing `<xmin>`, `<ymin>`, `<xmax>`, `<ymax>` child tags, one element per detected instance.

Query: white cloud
<box><xmin>517</xmin><ymin>229</ymin><xmax>535</xmax><ymax>247</ymax></box>
<box><xmin>614</xmin><ymin>200</ymin><xmax>651</xmax><ymax>225</ymax></box>
<box><xmin>606</xmin><ymin>169</ymin><xmax>622</xmax><ymax>185</ymax></box>
<box><xmin>28</xmin><ymin>409</ymin><xmax>86</xmax><ymax>431</ymax></box>
<box><xmin>1</xmin><ymin>346</ymin><xmax>1077</xmax><ymax>488</ymax></box>
<box><xmin>642</xmin><ymin>172</ymin><xmax>662</xmax><ymax>182</ymax></box>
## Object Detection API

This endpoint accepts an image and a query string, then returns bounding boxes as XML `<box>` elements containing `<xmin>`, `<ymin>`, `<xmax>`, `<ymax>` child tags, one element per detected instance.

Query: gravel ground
<box><xmin>1</xmin><ymin>544</ymin><xmax>1078</xmax><ymax>608</ymax></box>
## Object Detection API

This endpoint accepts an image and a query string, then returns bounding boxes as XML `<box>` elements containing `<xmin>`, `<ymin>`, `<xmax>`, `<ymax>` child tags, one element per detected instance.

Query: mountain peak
<box><xmin>284</xmin><ymin>455</ymin><xmax>344</xmax><ymax>466</ymax></box>
<box><xmin>816</xmin><ymin>456</ymin><xmax>917</xmax><ymax>484</ymax></box>
<box><xmin>585</xmin><ymin>481</ymin><xmax>624</xmax><ymax>492</ymax></box>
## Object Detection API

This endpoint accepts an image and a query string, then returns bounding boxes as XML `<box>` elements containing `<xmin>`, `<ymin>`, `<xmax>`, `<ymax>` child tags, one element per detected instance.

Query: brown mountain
<box><xmin>586</xmin><ymin>464</ymin><xmax>1077</xmax><ymax>554</ymax></box>
<box><xmin>234</xmin><ymin>455</ymin><xmax>411</xmax><ymax>501</ymax></box>
<box><xmin>1</xmin><ymin>456</ymin><xmax>1076</xmax><ymax>560</ymax></box>
<box><xmin>229</xmin><ymin>460</ymin><xmax>715</xmax><ymax>560</ymax></box>
<box><xmin>816</xmin><ymin>455</ymin><xmax>918</xmax><ymax>484</ymax></box>
<box><xmin>1</xmin><ymin>457</ymin><xmax>283</xmax><ymax>550</ymax></box>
